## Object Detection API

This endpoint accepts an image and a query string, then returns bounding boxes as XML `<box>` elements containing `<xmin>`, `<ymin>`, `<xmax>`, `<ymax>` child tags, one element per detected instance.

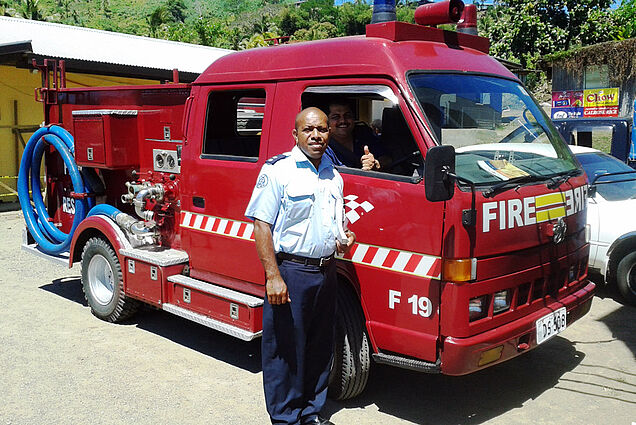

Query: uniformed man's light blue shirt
<box><xmin>245</xmin><ymin>145</ymin><xmax>343</xmax><ymax>259</ymax></box>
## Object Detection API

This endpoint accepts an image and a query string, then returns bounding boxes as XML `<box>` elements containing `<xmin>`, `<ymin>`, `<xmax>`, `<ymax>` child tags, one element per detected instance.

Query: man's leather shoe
<box><xmin>302</xmin><ymin>415</ymin><xmax>334</xmax><ymax>425</ymax></box>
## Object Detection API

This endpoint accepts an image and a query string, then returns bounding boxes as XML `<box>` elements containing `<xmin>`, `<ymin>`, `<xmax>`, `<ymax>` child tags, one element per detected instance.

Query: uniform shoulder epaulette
<box><xmin>266</xmin><ymin>153</ymin><xmax>290</xmax><ymax>165</ymax></box>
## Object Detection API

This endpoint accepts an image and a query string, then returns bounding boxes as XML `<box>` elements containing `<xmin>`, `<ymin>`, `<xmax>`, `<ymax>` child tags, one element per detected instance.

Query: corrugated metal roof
<box><xmin>0</xmin><ymin>16</ymin><xmax>232</xmax><ymax>74</ymax></box>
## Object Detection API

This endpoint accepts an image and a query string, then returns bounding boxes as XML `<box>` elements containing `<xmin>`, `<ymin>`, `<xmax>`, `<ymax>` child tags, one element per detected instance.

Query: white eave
<box><xmin>0</xmin><ymin>16</ymin><xmax>232</xmax><ymax>76</ymax></box>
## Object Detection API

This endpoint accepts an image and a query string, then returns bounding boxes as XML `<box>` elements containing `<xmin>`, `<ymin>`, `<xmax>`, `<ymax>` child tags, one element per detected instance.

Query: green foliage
<box><xmin>613</xmin><ymin>0</ymin><xmax>636</xmax><ymax>39</ymax></box>
<box><xmin>479</xmin><ymin>0</ymin><xmax>622</xmax><ymax>69</ymax></box>
<box><xmin>17</xmin><ymin>0</ymin><xmax>43</xmax><ymax>20</ymax></box>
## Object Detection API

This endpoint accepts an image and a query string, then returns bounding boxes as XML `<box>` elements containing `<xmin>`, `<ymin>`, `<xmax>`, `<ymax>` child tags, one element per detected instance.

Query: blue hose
<box><xmin>18</xmin><ymin>125</ymin><xmax>122</xmax><ymax>254</ymax></box>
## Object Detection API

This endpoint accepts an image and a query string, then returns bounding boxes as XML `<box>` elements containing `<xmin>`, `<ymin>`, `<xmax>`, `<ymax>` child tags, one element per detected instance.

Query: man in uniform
<box><xmin>245</xmin><ymin>107</ymin><xmax>355</xmax><ymax>425</ymax></box>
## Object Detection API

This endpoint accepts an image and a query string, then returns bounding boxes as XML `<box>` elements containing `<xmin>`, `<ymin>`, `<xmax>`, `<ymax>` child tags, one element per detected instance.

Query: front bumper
<box><xmin>440</xmin><ymin>281</ymin><xmax>595</xmax><ymax>376</ymax></box>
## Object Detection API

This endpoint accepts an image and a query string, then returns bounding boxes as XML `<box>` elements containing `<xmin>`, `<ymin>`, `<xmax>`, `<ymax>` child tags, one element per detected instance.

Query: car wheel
<box><xmin>81</xmin><ymin>237</ymin><xmax>139</xmax><ymax>322</ymax></box>
<box><xmin>616</xmin><ymin>251</ymin><xmax>636</xmax><ymax>306</ymax></box>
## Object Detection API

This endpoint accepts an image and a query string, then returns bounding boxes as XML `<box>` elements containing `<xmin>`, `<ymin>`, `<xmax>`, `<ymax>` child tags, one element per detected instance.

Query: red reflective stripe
<box><xmin>211</xmin><ymin>218</ymin><xmax>220</xmax><ymax>232</ymax></box>
<box><xmin>362</xmin><ymin>246</ymin><xmax>379</xmax><ymax>264</ymax></box>
<box><xmin>382</xmin><ymin>250</ymin><xmax>400</xmax><ymax>268</ymax></box>
<box><xmin>200</xmin><ymin>216</ymin><xmax>209</xmax><ymax>230</ymax></box>
<box><xmin>188</xmin><ymin>214</ymin><xmax>196</xmax><ymax>227</ymax></box>
<box><xmin>344</xmin><ymin>243</ymin><xmax>359</xmax><ymax>260</ymax></box>
<box><xmin>429</xmin><ymin>258</ymin><xmax>442</xmax><ymax>278</ymax></box>
<box><xmin>404</xmin><ymin>254</ymin><xmax>423</xmax><ymax>273</ymax></box>
<box><xmin>237</xmin><ymin>222</ymin><xmax>247</xmax><ymax>237</ymax></box>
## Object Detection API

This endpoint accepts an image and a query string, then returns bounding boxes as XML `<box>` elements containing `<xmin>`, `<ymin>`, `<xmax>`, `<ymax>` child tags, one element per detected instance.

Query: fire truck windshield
<box><xmin>408</xmin><ymin>73</ymin><xmax>578</xmax><ymax>186</ymax></box>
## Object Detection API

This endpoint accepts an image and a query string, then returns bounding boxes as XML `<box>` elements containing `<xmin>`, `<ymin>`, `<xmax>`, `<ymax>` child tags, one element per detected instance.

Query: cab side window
<box><xmin>302</xmin><ymin>85</ymin><xmax>422</xmax><ymax>179</ymax></box>
<box><xmin>202</xmin><ymin>89</ymin><xmax>265</xmax><ymax>161</ymax></box>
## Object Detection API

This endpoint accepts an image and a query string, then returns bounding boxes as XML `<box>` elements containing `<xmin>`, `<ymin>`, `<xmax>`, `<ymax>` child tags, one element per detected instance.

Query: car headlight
<box><xmin>493</xmin><ymin>290</ymin><xmax>511</xmax><ymax>314</ymax></box>
<box><xmin>469</xmin><ymin>295</ymin><xmax>489</xmax><ymax>321</ymax></box>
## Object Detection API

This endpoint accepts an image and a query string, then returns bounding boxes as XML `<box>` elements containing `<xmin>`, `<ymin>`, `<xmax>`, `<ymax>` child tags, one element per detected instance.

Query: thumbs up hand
<box><xmin>361</xmin><ymin>145</ymin><xmax>380</xmax><ymax>171</ymax></box>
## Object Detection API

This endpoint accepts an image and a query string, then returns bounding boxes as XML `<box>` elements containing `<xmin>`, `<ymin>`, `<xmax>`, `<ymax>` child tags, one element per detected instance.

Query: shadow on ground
<box><xmin>325</xmin><ymin>336</ymin><xmax>584</xmax><ymax>424</ymax></box>
<box><xmin>40</xmin><ymin>276</ymin><xmax>262</xmax><ymax>373</ymax></box>
<box><xmin>40</xmin><ymin>275</ymin><xmax>587</xmax><ymax>424</ymax></box>
<box><xmin>587</xmin><ymin>273</ymin><xmax>636</xmax><ymax>357</ymax></box>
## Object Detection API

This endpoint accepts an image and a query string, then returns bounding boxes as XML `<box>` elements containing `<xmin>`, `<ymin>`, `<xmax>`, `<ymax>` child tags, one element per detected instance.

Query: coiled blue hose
<box><xmin>18</xmin><ymin>125</ymin><xmax>122</xmax><ymax>254</ymax></box>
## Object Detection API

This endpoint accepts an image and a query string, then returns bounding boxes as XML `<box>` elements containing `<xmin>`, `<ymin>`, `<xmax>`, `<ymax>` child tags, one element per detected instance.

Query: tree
<box><xmin>613</xmin><ymin>0</ymin><xmax>636</xmax><ymax>39</ymax></box>
<box><xmin>17</xmin><ymin>0</ymin><xmax>43</xmax><ymax>20</ymax></box>
<box><xmin>479</xmin><ymin>0</ymin><xmax>618</xmax><ymax>68</ymax></box>
<box><xmin>166</xmin><ymin>0</ymin><xmax>186</xmax><ymax>23</ymax></box>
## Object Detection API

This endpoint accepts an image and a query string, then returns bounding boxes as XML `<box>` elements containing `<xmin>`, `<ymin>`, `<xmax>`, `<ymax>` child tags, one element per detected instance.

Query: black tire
<box><xmin>616</xmin><ymin>251</ymin><xmax>636</xmax><ymax>306</ymax></box>
<box><xmin>81</xmin><ymin>237</ymin><xmax>138</xmax><ymax>322</ymax></box>
<box><xmin>328</xmin><ymin>284</ymin><xmax>371</xmax><ymax>400</ymax></box>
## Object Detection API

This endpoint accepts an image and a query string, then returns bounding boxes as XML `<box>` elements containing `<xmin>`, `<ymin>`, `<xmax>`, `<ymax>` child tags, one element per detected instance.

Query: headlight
<box><xmin>493</xmin><ymin>290</ymin><xmax>511</xmax><ymax>314</ymax></box>
<box><xmin>469</xmin><ymin>295</ymin><xmax>488</xmax><ymax>321</ymax></box>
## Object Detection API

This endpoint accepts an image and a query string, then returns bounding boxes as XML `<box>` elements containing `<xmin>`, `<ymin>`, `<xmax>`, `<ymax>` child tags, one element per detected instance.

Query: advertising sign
<box><xmin>551</xmin><ymin>91</ymin><xmax>583</xmax><ymax>119</ymax></box>
<box><xmin>552</xmin><ymin>88</ymin><xmax>619</xmax><ymax>119</ymax></box>
<box><xmin>583</xmin><ymin>88</ymin><xmax>619</xmax><ymax>117</ymax></box>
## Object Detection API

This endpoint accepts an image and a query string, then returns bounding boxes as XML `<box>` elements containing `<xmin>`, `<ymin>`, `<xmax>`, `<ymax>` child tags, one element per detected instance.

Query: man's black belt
<box><xmin>276</xmin><ymin>252</ymin><xmax>334</xmax><ymax>267</ymax></box>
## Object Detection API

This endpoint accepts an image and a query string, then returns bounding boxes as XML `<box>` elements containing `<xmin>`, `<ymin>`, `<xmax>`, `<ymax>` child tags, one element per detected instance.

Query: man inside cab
<box><xmin>324</xmin><ymin>98</ymin><xmax>385</xmax><ymax>171</ymax></box>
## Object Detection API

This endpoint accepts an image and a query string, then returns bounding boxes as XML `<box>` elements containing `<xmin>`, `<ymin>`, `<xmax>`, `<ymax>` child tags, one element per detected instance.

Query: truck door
<box><xmin>180</xmin><ymin>84</ymin><xmax>275</xmax><ymax>292</ymax></box>
<box><xmin>268</xmin><ymin>79</ymin><xmax>443</xmax><ymax>362</ymax></box>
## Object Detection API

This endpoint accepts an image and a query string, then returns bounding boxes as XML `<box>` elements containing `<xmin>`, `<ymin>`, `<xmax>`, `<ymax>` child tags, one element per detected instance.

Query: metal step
<box><xmin>167</xmin><ymin>274</ymin><xmax>263</xmax><ymax>307</ymax></box>
<box><xmin>162</xmin><ymin>303</ymin><xmax>261</xmax><ymax>341</ymax></box>
<box><xmin>372</xmin><ymin>352</ymin><xmax>441</xmax><ymax>373</ymax></box>
<box><xmin>119</xmin><ymin>246</ymin><xmax>189</xmax><ymax>267</ymax></box>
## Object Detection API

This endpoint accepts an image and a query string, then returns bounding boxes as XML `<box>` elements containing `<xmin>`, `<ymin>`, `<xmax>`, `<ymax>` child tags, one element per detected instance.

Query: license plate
<box><xmin>536</xmin><ymin>307</ymin><xmax>567</xmax><ymax>345</ymax></box>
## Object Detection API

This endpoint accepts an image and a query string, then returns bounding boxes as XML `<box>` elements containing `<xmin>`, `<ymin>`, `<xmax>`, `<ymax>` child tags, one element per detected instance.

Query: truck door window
<box><xmin>202</xmin><ymin>89</ymin><xmax>265</xmax><ymax>161</ymax></box>
<box><xmin>302</xmin><ymin>85</ymin><xmax>422</xmax><ymax>179</ymax></box>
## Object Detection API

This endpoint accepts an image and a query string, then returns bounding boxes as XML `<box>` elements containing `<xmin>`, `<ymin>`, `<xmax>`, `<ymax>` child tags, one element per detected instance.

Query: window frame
<box><xmin>301</xmin><ymin>82</ymin><xmax>425</xmax><ymax>183</ymax></box>
<box><xmin>200</xmin><ymin>86</ymin><xmax>270</xmax><ymax>163</ymax></box>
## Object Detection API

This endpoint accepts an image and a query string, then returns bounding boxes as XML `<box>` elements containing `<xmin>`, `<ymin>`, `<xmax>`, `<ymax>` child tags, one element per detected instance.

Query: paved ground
<box><xmin>0</xmin><ymin>210</ymin><xmax>634</xmax><ymax>425</ymax></box>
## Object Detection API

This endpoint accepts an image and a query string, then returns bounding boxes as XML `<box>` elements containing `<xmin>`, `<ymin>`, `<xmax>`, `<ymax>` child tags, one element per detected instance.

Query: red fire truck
<box><xmin>19</xmin><ymin>0</ymin><xmax>595</xmax><ymax>400</ymax></box>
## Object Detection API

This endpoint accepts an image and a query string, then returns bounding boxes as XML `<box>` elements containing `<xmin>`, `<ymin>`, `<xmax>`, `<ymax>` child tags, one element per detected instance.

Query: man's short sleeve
<box><xmin>245</xmin><ymin>164</ymin><xmax>282</xmax><ymax>225</ymax></box>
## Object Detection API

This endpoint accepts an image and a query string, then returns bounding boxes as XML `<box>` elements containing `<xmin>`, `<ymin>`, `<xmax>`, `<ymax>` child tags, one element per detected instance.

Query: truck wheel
<box><xmin>616</xmin><ymin>251</ymin><xmax>636</xmax><ymax>306</ymax></box>
<box><xmin>81</xmin><ymin>237</ymin><xmax>138</xmax><ymax>322</ymax></box>
<box><xmin>328</xmin><ymin>284</ymin><xmax>371</xmax><ymax>400</ymax></box>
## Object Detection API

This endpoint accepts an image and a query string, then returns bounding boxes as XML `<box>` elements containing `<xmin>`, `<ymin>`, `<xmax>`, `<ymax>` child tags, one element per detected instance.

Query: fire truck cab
<box><xmin>20</xmin><ymin>1</ymin><xmax>595</xmax><ymax>400</ymax></box>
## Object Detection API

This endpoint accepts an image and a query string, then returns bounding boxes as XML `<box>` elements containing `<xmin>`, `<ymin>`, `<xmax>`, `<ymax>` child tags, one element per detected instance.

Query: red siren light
<box><xmin>414</xmin><ymin>0</ymin><xmax>465</xmax><ymax>27</ymax></box>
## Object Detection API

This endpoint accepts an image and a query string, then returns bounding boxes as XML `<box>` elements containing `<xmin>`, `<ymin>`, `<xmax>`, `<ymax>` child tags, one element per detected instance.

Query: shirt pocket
<box><xmin>323</xmin><ymin>185</ymin><xmax>341</xmax><ymax>226</ymax></box>
<box><xmin>284</xmin><ymin>184</ymin><xmax>314</xmax><ymax>227</ymax></box>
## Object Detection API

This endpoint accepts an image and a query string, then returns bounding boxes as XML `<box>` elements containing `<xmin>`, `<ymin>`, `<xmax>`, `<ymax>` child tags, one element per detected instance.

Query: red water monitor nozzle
<box><xmin>414</xmin><ymin>0</ymin><xmax>465</xmax><ymax>27</ymax></box>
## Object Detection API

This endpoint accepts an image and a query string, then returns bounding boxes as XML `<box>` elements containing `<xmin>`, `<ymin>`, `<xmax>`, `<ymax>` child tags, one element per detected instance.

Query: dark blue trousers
<box><xmin>262</xmin><ymin>259</ymin><xmax>337</xmax><ymax>425</ymax></box>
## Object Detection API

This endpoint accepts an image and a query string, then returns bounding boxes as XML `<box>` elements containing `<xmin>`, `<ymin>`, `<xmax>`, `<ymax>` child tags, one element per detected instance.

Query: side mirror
<box><xmin>425</xmin><ymin>145</ymin><xmax>456</xmax><ymax>202</ymax></box>
<box><xmin>588</xmin><ymin>184</ymin><xmax>596</xmax><ymax>198</ymax></box>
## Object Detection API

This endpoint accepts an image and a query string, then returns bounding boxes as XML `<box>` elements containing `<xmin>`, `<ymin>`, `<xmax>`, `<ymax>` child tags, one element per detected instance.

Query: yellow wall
<box><xmin>0</xmin><ymin>65</ymin><xmax>158</xmax><ymax>202</ymax></box>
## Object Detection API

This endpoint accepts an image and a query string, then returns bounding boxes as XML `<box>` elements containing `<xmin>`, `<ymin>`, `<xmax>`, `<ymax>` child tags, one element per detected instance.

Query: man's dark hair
<box><xmin>327</xmin><ymin>97</ymin><xmax>354</xmax><ymax>113</ymax></box>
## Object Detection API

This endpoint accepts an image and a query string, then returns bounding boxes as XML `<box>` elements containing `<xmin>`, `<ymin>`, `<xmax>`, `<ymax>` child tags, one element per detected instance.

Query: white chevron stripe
<box><xmin>182</xmin><ymin>212</ymin><xmax>192</xmax><ymax>226</ymax></box>
<box><xmin>371</xmin><ymin>248</ymin><xmax>390</xmax><ymax>266</ymax></box>
<box><xmin>351</xmin><ymin>245</ymin><xmax>369</xmax><ymax>263</ymax></box>
<box><xmin>193</xmin><ymin>214</ymin><xmax>204</xmax><ymax>229</ymax></box>
<box><xmin>393</xmin><ymin>252</ymin><xmax>411</xmax><ymax>271</ymax></box>
<box><xmin>217</xmin><ymin>219</ymin><xmax>228</xmax><ymax>234</ymax></box>
<box><xmin>413</xmin><ymin>256</ymin><xmax>436</xmax><ymax>277</ymax></box>
<box><xmin>229</xmin><ymin>221</ymin><xmax>242</xmax><ymax>236</ymax></box>
<box><xmin>204</xmin><ymin>218</ymin><xmax>215</xmax><ymax>232</ymax></box>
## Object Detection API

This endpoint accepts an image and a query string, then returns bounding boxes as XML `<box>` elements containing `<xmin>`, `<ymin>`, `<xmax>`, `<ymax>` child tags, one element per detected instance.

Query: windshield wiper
<box><xmin>547</xmin><ymin>169</ymin><xmax>582</xmax><ymax>189</ymax></box>
<box><xmin>483</xmin><ymin>175</ymin><xmax>549</xmax><ymax>198</ymax></box>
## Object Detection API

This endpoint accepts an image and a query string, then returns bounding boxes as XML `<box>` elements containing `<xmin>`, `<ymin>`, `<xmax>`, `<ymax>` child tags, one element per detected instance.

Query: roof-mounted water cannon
<box><xmin>371</xmin><ymin>0</ymin><xmax>397</xmax><ymax>24</ymax></box>
<box><xmin>414</xmin><ymin>0</ymin><xmax>464</xmax><ymax>27</ymax></box>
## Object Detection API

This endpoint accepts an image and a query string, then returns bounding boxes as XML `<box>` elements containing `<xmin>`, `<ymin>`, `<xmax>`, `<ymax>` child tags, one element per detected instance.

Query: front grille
<box><xmin>468</xmin><ymin>255</ymin><xmax>588</xmax><ymax>323</ymax></box>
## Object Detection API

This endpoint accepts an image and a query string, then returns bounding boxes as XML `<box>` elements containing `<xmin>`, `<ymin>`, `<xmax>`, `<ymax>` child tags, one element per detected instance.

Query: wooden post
<box><xmin>13</xmin><ymin>100</ymin><xmax>19</xmax><ymax>176</ymax></box>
